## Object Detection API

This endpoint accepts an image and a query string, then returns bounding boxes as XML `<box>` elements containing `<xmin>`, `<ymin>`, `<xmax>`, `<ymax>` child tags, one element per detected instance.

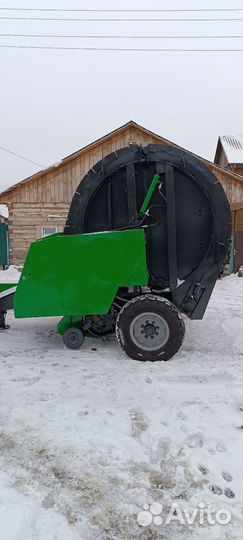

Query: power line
<box><xmin>0</xmin><ymin>33</ymin><xmax>242</xmax><ymax>39</ymax></box>
<box><xmin>0</xmin><ymin>7</ymin><xmax>242</xmax><ymax>12</ymax></box>
<box><xmin>0</xmin><ymin>16</ymin><xmax>242</xmax><ymax>22</ymax></box>
<box><xmin>0</xmin><ymin>145</ymin><xmax>43</xmax><ymax>167</ymax></box>
<box><xmin>0</xmin><ymin>44</ymin><xmax>242</xmax><ymax>51</ymax></box>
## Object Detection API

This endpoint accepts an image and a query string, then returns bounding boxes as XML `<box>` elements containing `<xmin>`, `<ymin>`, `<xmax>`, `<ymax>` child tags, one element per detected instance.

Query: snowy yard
<box><xmin>0</xmin><ymin>273</ymin><xmax>242</xmax><ymax>540</ymax></box>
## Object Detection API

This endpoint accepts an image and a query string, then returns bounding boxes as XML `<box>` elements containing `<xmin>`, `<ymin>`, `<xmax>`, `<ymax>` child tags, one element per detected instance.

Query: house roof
<box><xmin>1</xmin><ymin>120</ymin><xmax>243</xmax><ymax>198</ymax></box>
<box><xmin>215</xmin><ymin>135</ymin><xmax>243</xmax><ymax>166</ymax></box>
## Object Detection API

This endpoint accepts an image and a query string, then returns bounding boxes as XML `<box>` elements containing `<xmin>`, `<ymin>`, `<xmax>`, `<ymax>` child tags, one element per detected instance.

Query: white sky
<box><xmin>0</xmin><ymin>0</ymin><xmax>242</xmax><ymax>191</ymax></box>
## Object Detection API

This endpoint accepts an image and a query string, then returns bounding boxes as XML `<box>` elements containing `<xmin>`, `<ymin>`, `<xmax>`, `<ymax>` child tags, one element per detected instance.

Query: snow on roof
<box><xmin>220</xmin><ymin>135</ymin><xmax>243</xmax><ymax>165</ymax></box>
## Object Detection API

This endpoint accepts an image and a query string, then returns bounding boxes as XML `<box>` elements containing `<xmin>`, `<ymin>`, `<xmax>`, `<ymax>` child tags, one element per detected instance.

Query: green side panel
<box><xmin>0</xmin><ymin>224</ymin><xmax>10</xmax><ymax>266</ymax></box>
<box><xmin>14</xmin><ymin>229</ymin><xmax>148</xmax><ymax>318</ymax></box>
<box><xmin>0</xmin><ymin>283</ymin><xmax>17</xmax><ymax>293</ymax></box>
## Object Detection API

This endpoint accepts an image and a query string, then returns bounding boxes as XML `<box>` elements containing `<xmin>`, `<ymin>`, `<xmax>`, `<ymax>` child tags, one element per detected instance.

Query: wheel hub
<box><xmin>141</xmin><ymin>321</ymin><xmax>159</xmax><ymax>338</ymax></box>
<box><xmin>63</xmin><ymin>326</ymin><xmax>84</xmax><ymax>350</ymax></box>
<box><xmin>69</xmin><ymin>332</ymin><xmax>78</xmax><ymax>344</ymax></box>
<box><xmin>130</xmin><ymin>312</ymin><xmax>170</xmax><ymax>351</ymax></box>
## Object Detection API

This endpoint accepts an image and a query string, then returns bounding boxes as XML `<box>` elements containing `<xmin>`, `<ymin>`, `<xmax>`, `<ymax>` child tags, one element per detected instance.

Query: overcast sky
<box><xmin>0</xmin><ymin>0</ymin><xmax>242</xmax><ymax>191</ymax></box>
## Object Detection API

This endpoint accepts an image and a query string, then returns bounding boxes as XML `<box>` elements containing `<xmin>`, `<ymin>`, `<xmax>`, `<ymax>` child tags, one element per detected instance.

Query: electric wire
<box><xmin>0</xmin><ymin>16</ymin><xmax>242</xmax><ymax>22</ymax></box>
<box><xmin>0</xmin><ymin>7</ymin><xmax>242</xmax><ymax>12</ymax></box>
<box><xmin>0</xmin><ymin>44</ymin><xmax>241</xmax><ymax>51</ymax></box>
<box><xmin>0</xmin><ymin>145</ymin><xmax>44</xmax><ymax>167</ymax></box>
<box><xmin>0</xmin><ymin>33</ymin><xmax>242</xmax><ymax>39</ymax></box>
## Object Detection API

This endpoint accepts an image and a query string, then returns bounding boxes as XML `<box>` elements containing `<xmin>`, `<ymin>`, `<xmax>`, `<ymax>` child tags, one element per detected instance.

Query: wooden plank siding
<box><xmin>7</xmin><ymin>202</ymin><xmax>70</xmax><ymax>266</ymax></box>
<box><xmin>0</xmin><ymin>121</ymin><xmax>243</xmax><ymax>267</ymax></box>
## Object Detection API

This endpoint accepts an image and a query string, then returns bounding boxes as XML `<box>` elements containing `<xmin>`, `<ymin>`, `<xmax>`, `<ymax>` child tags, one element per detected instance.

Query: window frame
<box><xmin>41</xmin><ymin>225</ymin><xmax>58</xmax><ymax>238</ymax></box>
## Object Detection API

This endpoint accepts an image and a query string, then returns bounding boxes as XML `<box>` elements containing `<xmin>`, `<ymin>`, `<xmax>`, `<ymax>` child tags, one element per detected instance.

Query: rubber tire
<box><xmin>116</xmin><ymin>295</ymin><xmax>185</xmax><ymax>362</ymax></box>
<box><xmin>63</xmin><ymin>327</ymin><xmax>84</xmax><ymax>350</ymax></box>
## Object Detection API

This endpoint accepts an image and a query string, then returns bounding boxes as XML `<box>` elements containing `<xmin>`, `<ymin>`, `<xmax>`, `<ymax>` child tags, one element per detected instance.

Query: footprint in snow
<box><xmin>216</xmin><ymin>441</ymin><xmax>227</xmax><ymax>453</ymax></box>
<box><xmin>198</xmin><ymin>464</ymin><xmax>209</xmax><ymax>475</ymax></box>
<box><xmin>177</xmin><ymin>411</ymin><xmax>188</xmax><ymax>421</ymax></box>
<box><xmin>224</xmin><ymin>487</ymin><xmax>235</xmax><ymax>498</ymax></box>
<box><xmin>129</xmin><ymin>408</ymin><xmax>149</xmax><ymax>438</ymax></box>
<box><xmin>222</xmin><ymin>470</ymin><xmax>233</xmax><ymax>482</ymax></box>
<box><xmin>209</xmin><ymin>484</ymin><xmax>223</xmax><ymax>495</ymax></box>
<box><xmin>209</xmin><ymin>485</ymin><xmax>235</xmax><ymax>498</ymax></box>
<box><xmin>185</xmin><ymin>432</ymin><xmax>204</xmax><ymax>448</ymax></box>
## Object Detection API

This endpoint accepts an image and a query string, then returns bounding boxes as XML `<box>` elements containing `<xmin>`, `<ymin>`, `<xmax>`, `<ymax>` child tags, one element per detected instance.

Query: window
<box><xmin>42</xmin><ymin>226</ymin><xmax>57</xmax><ymax>238</ymax></box>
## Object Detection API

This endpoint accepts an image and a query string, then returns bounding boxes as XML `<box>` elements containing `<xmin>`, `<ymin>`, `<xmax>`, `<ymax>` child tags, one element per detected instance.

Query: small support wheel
<box><xmin>63</xmin><ymin>327</ymin><xmax>84</xmax><ymax>350</ymax></box>
<box><xmin>116</xmin><ymin>294</ymin><xmax>185</xmax><ymax>362</ymax></box>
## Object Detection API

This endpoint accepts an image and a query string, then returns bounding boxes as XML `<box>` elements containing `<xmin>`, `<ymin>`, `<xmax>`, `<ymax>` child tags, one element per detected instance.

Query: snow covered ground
<box><xmin>0</xmin><ymin>273</ymin><xmax>242</xmax><ymax>540</ymax></box>
<box><xmin>0</xmin><ymin>265</ymin><xmax>20</xmax><ymax>283</ymax></box>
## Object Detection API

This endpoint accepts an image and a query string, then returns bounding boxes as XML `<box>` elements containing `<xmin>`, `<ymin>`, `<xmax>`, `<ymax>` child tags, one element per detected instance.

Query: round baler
<box><xmin>62</xmin><ymin>144</ymin><xmax>231</xmax><ymax>361</ymax></box>
<box><xmin>0</xmin><ymin>144</ymin><xmax>231</xmax><ymax>362</ymax></box>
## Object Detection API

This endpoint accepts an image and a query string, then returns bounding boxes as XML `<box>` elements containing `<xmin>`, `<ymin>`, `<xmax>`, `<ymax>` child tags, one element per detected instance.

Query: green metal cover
<box><xmin>0</xmin><ymin>224</ymin><xmax>9</xmax><ymax>267</ymax></box>
<box><xmin>14</xmin><ymin>229</ymin><xmax>148</xmax><ymax>318</ymax></box>
<box><xmin>0</xmin><ymin>283</ymin><xmax>17</xmax><ymax>293</ymax></box>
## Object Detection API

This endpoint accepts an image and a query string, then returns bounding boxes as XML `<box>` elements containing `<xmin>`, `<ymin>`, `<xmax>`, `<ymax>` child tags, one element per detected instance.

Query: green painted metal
<box><xmin>0</xmin><ymin>283</ymin><xmax>17</xmax><ymax>293</ymax></box>
<box><xmin>14</xmin><ymin>229</ymin><xmax>148</xmax><ymax>318</ymax></box>
<box><xmin>0</xmin><ymin>223</ymin><xmax>10</xmax><ymax>267</ymax></box>
<box><xmin>57</xmin><ymin>316</ymin><xmax>83</xmax><ymax>336</ymax></box>
<box><xmin>139</xmin><ymin>173</ymin><xmax>161</xmax><ymax>215</ymax></box>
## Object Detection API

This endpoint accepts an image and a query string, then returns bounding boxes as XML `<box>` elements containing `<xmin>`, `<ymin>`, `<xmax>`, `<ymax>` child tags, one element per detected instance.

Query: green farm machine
<box><xmin>0</xmin><ymin>145</ymin><xmax>231</xmax><ymax>361</ymax></box>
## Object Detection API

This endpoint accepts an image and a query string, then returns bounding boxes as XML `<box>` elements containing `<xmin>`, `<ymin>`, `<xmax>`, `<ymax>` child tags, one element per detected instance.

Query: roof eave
<box><xmin>0</xmin><ymin>120</ymin><xmax>137</xmax><ymax>197</ymax></box>
<box><xmin>1</xmin><ymin>121</ymin><xmax>243</xmax><ymax>199</ymax></box>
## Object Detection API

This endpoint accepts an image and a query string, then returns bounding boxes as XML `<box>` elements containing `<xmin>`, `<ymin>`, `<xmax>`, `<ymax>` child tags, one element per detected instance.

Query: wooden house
<box><xmin>214</xmin><ymin>135</ymin><xmax>243</xmax><ymax>271</ymax></box>
<box><xmin>0</xmin><ymin>120</ymin><xmax>243</xmax><ymax>268</ymax></box>
<box><xmin>214</xmin><ymin>135</ymin><xmax>243</xmax><ymax>177</ymax></box>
